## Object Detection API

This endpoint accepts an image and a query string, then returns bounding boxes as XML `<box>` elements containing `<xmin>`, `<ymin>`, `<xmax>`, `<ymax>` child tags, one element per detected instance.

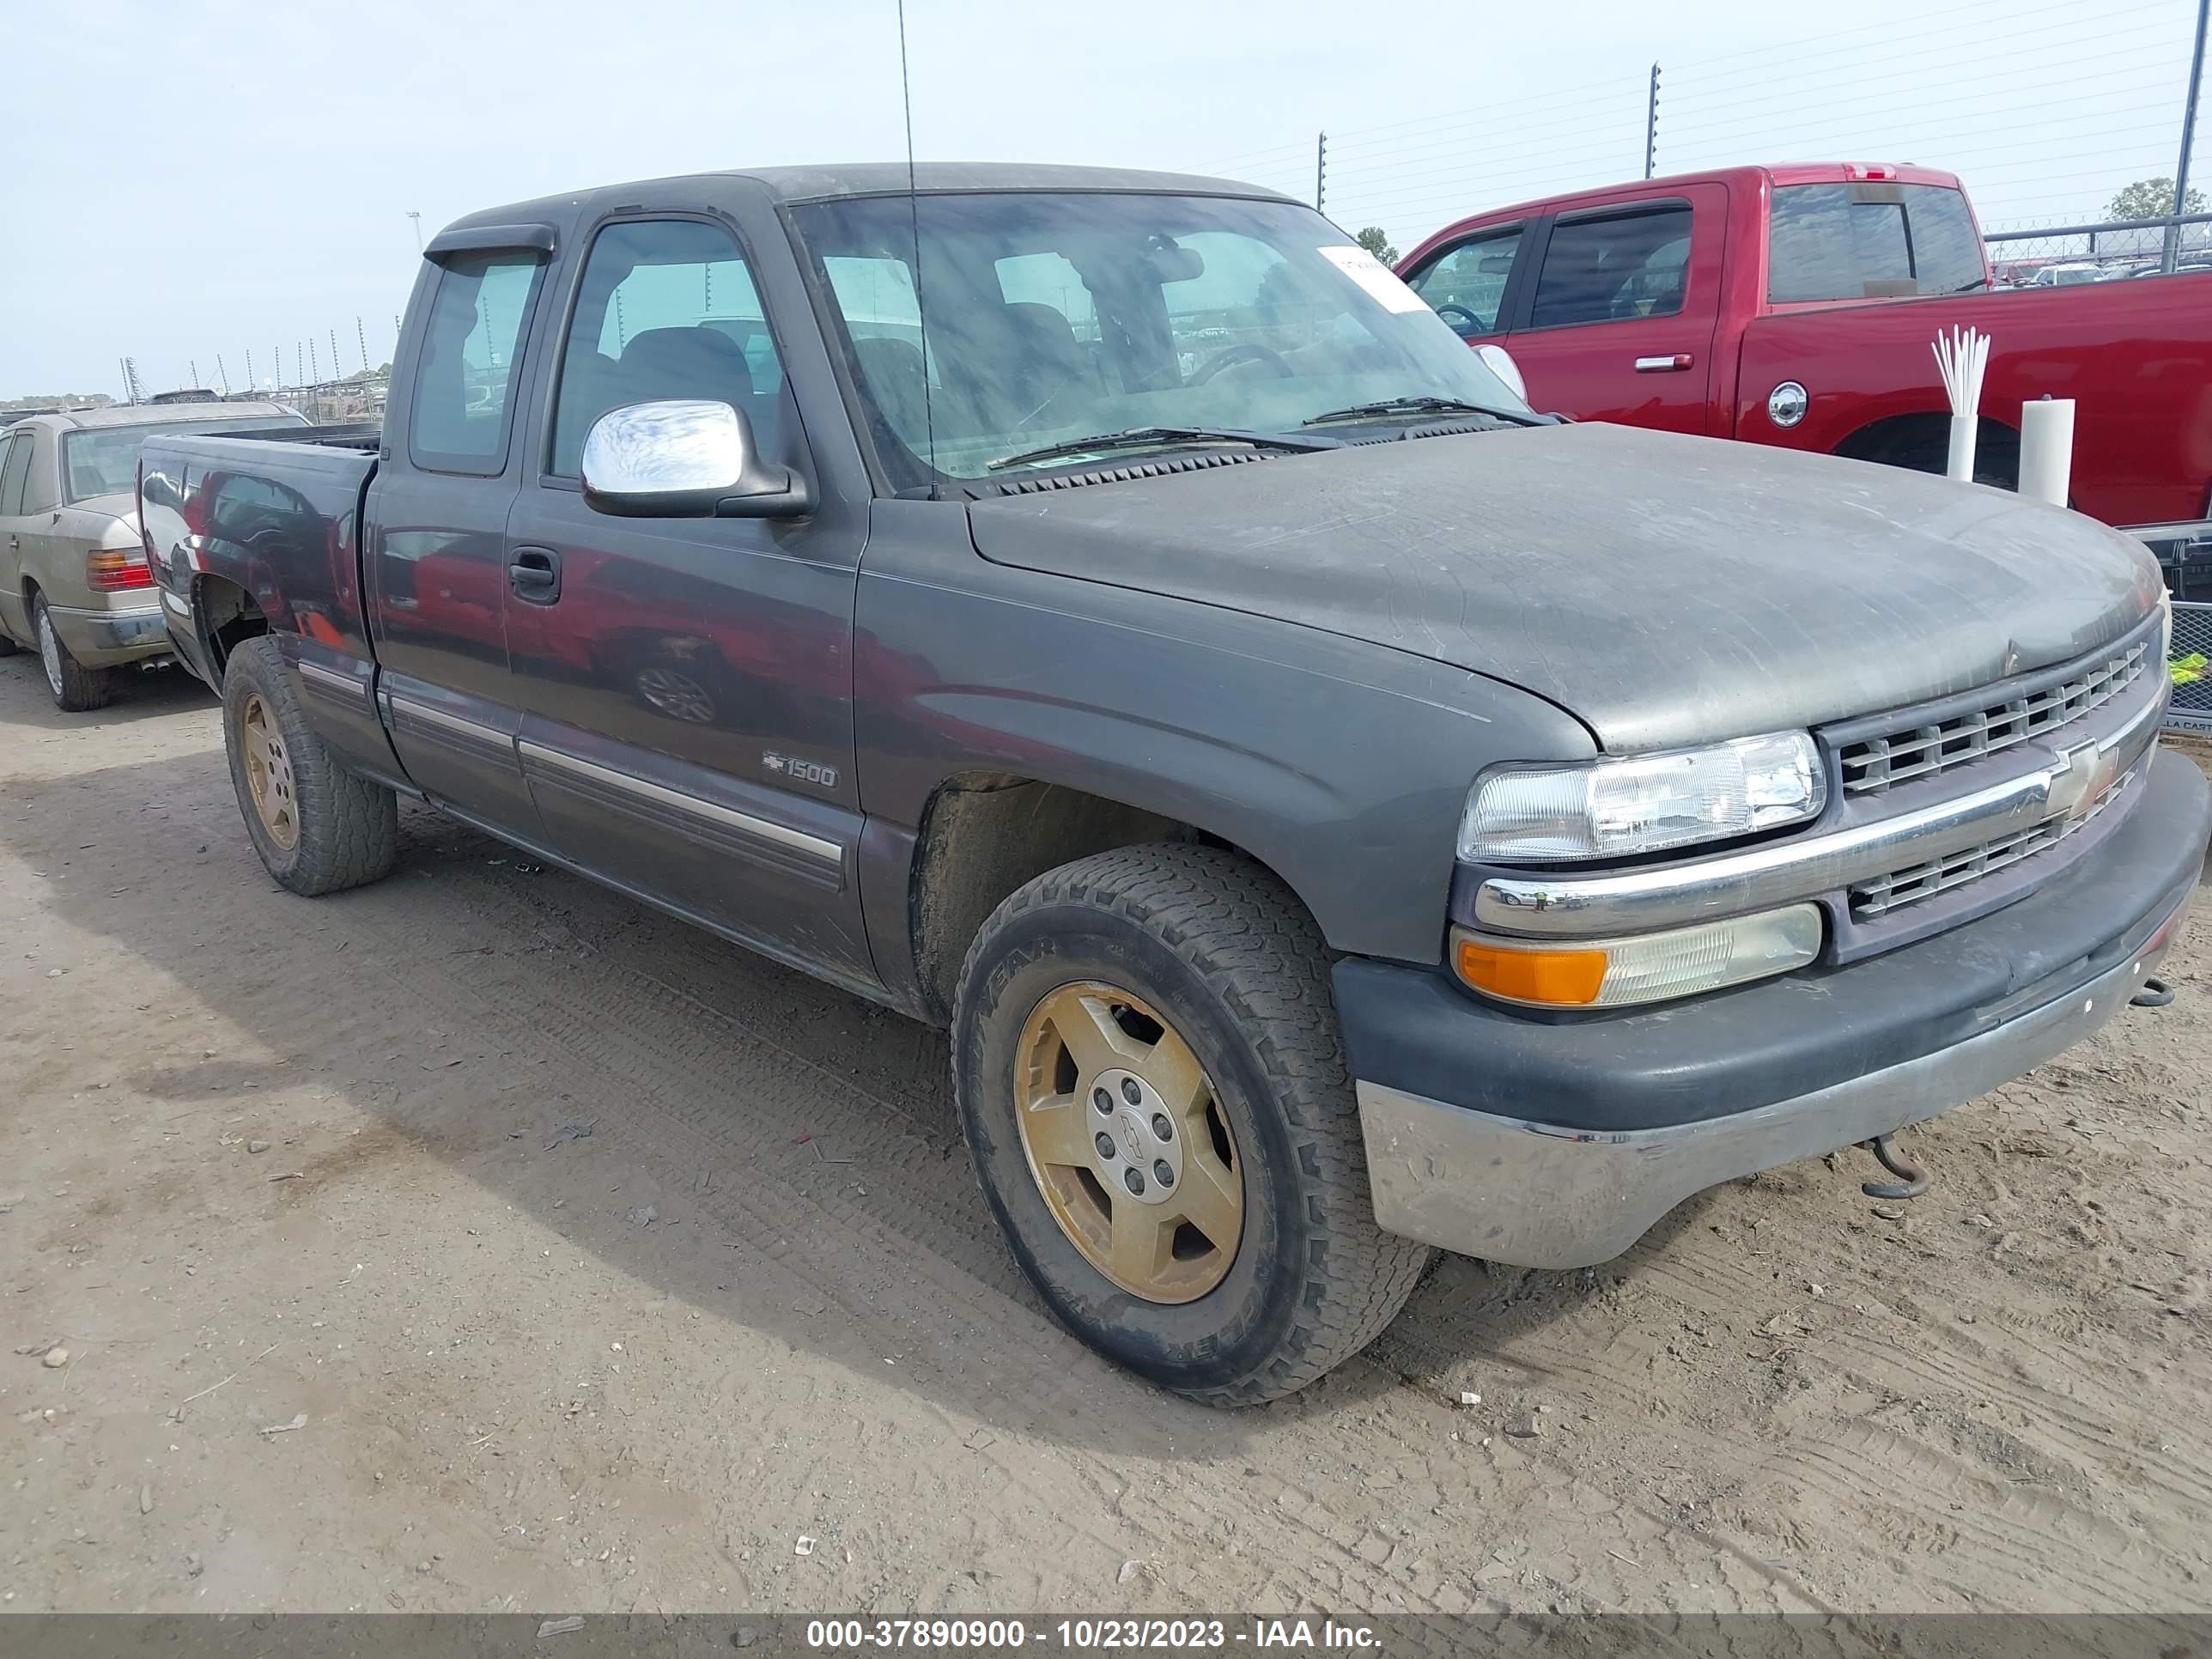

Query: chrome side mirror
<box><xmin>1474</xmin><ymin>343</ymin><xmax>1528</xmax><ymax>404</ymax></box>
<box><xmin>580</xmin><ymin>399</ymin><xmax>810</xmax><ymax>520</ymax></box>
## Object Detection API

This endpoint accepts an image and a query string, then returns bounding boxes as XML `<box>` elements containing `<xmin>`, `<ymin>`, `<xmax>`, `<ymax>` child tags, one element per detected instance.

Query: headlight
<box><xmin>1460</xmin><ymin>732</ymin><xmax>1825</xmax><ymax>863</ymax></box>
<box><xmin>1452</xmin><ymin>905</ymin><xmax>1823</xmax><ymax>1009</ymax></box>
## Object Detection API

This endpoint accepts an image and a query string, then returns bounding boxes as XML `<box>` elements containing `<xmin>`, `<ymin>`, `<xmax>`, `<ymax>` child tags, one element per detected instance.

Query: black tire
<box><xmin>953</xmin><ymin>843</ymin><xmax>1431</xmax><ymax>1406</ymax></box>
<box><xmin>31</xmin><ymin>593</ymin><xmax>113</xmax><ymax>712</ymax></box>
<box><xmin>222</xmin><ymin>635</ymin><xmax>398</xmax><ymax>896</ymax></box>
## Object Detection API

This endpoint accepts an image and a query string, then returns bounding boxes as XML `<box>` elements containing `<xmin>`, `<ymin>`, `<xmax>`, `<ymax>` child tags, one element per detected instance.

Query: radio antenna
<box><xmin>896</xmin><ymin>0</ymin><xmax>938</xmax><ymax>493</ymax></box>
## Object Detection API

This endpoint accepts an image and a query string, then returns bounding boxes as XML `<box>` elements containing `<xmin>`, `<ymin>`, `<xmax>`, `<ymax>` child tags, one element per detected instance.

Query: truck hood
<box><xmin>966</xmin><ymin>422</ymin><xmax>2164</xmax><ymax>751</ymax></box>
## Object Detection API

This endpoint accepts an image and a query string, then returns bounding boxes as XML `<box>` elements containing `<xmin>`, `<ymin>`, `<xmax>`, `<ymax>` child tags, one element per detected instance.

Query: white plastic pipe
<box><xmin>2019</xmin><ymin>397</ymin><xmax>2076</xmax><ymax>507</ymax></box>
<box><xmin>1931</xmin><ymin>325</ymin><xmax>1991</xmax><ymax>481</ymax></box>
<box><xmin>1946</xmin><ymin>414</ymin><xmax>1978</xmax><ymax>483</ymax></box>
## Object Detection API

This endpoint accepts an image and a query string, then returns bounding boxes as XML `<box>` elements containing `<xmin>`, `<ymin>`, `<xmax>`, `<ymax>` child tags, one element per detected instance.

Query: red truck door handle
<box><xmin>508</xmin><ymin>547</ymin><xmax>562</xmax><ymax>605</ymax></box>
<box><xmin>1634</xmin><ymin>354</ymin><xmax>1695</xmax><ymax>372</ymax></box>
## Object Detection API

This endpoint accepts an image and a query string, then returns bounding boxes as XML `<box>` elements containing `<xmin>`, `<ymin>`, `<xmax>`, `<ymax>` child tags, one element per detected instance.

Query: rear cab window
<box><xmin>408</xmin><ymin>252</ymin><xmax>545</xmax><ymax>474</ymax></box>
<box><xmin>1767</xmin><ymin>182</ymin><xmax>1984</xmax><ymax>301</ymax></box>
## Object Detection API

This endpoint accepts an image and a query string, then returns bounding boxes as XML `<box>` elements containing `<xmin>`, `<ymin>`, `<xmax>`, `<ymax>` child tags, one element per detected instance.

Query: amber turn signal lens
<box><xmin>1455</xmin><ymin>937</ymin><xmax>1608</xmax><ymax>1007</ymax></box>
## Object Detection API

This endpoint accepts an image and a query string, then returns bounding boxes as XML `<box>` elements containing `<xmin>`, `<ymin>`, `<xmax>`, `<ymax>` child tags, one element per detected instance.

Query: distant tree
<box><xmin>2106</xmin><ymin>177</ymin><xmax>2207</xmax><ymax>222</ymax></box>
<box><xmin>1354</xmin><ymin>226</ymin><xmax>1398</xmax><ymax>265</ymax></box>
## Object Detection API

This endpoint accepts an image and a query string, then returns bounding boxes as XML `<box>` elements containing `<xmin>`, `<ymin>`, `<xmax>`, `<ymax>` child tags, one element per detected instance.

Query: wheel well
<box><xmin>908</xmin><ymin>775</ymin><xmax>1285</xmax><ymax>1024</ymax></box>
<box><xmin>1834</xmin><ymin>412</ymin><xmax>2021</xmax><ymax>486</ymax></box>
<box><xmin>198</xmin><ymin>574</ymin><xmax>269</xmax><ymax>680</ymax></box>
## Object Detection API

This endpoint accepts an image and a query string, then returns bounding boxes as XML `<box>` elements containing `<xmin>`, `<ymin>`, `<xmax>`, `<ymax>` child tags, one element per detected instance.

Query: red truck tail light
<box><xmin>88</xmin><ymin>549</ymin><xmax>155</xmax><ymax>592</ymax></box>
<box><xmin>1844</xmin><ymin>164</ymin><xmax>1899</xmax><ymax>181</ymax></box>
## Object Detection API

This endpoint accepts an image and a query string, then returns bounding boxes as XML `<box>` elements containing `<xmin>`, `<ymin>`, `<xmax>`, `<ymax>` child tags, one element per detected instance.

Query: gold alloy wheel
<box><xmin>240</xmin><ymin>692</ymin><xmax>301</xmax><ymax>851</ymax></box>
<box><xmin>1012</xmin><ymin>981</ymin><xmax>1243</xmax><ymax>1304</ymax></box>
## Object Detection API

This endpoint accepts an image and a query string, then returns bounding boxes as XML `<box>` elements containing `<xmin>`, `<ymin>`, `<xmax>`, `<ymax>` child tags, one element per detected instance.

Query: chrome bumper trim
<box><xmin>1474</xmin><ymin>680</ymin><xmax>2165</xmax><ymax>937</ymax></box>
<box><xmin>1357</xmin><ymin>900</ymin><xmax>2184</xmax><ymax>1269</ymax></box>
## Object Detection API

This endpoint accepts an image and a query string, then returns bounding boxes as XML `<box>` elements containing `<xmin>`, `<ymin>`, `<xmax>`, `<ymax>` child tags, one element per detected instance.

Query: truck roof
<box><xmin>1425</xmin><ymin>161</ymin><xmax>1966</xmax><ymax>234</ymax></box>
<box><xmin>442</xmin><ymin>162</ymin><xmax>1293</xmax><ymax>236</ymax></box>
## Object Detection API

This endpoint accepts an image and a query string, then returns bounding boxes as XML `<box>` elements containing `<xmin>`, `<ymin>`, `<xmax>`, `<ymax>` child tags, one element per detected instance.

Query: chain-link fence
<box><xmin>2170</xmin><ymin>603</ymin><xmax>2212</xmax><ymax>734</ymax></box>
<box><xmin>1984</xmin><ymin>213</ymin><xmax>2212</xmax><ymax>285</ymax></box>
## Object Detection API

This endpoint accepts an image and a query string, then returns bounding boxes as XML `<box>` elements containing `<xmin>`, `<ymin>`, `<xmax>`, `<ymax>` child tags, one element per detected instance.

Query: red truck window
<box><xmin>1404</xmin><ymin>228</ymin><xmax>1522</xmax><ymax>338</ymax></box>
<box><xmin>1528</xmin><ymin>205</ymin><xmax>1692</xmax><ymax>329</ymax></box>
<box><xmin>1767</xmin><ymin>183</ymin><xmax>1985</xmax><ymax>301</ymax></box>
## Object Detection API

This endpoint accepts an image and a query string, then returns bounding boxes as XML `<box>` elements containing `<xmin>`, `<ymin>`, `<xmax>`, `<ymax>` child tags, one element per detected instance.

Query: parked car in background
<box><xmin>0</xmin><ymin>400</ymin><xmax>307</xmax><ymax>708</ymax></box>
<box><xmin>2028</xmin><ymin>261</ymin><xmax>2106</xmax><ymax>286</ymax></box>
<box><xmin>1397</xmin><ymin>163</ymin><xmax>2212</xmax><ymax>592</ymax></box>
<box><xmin>137</xmin><ymin>162</ymin><xmax>2205</xmax><ymax>1403</ymax></box>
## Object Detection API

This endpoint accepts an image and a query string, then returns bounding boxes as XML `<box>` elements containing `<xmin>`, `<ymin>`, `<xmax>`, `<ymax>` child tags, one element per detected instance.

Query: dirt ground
<box><xmin>2</xmin><ymin>654</ymin><xmax>2208</xmax><ymax>1619</ymax></box>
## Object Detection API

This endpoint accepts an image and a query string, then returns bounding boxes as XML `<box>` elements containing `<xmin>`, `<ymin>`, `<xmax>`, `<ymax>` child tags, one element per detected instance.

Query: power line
<box><xmin>1663</xmin><ymin>0</ymin><xmax>2175</xmax><ymax>86</ymax></box>
<box><xmin>1659</xmin><ymin>33</ymin><xmax>2185</xmax><ymax>139</ymax></box>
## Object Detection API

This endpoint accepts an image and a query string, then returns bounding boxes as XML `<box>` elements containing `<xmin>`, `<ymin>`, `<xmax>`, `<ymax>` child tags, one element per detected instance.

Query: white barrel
<box><xmin>2019</xmin><ymin>398</ymin><xmax>2075</xmax><ymax>506</ymax></box>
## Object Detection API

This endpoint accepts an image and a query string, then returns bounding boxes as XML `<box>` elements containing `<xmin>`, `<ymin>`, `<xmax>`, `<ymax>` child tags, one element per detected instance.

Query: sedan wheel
<box><xmin>30</xmin><ymin>594</ymin><xmax>112</xmax><ymax>712</ymax></box>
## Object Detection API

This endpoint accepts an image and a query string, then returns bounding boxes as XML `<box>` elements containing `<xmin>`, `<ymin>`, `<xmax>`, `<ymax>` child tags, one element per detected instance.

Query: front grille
<box><xmin>1849</xmin><ymin>765</ymin><xmax>2137</xmax><ymax>919</ymax></box>
<box><xmin>1838</xmin><ymin>642</ymin><xmax>2148</xmax><ymax>795</ymax></box>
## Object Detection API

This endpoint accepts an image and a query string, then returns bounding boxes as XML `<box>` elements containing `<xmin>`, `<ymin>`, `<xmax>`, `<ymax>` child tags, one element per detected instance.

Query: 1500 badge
<box><xmin>764</xmin><ymin>752</ymin><xmax>838</xmax><ymax>789</ymax></box>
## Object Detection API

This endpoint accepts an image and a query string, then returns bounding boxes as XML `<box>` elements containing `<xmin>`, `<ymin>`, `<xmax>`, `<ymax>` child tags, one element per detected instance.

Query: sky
<box><xmin>3</xmin><ymin>0</ymin><xmax>2201</xmax><ymax>397</ymax></box>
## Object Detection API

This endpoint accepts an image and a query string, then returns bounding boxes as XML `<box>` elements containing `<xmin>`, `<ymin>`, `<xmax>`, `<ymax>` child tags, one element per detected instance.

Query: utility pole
<box><xmin>330</xmin><ymin>329</ymin><xmax>342</xmax><ymax>384</ymax></box>
<box><xmin>2169</xmin><ymin>0</ymin><xmax>2208</xmax><ymax>271</ymax></box>
<box><xmin>1645</xmin><ymin>64</ymin><xmax>1662</xmax><ymax>180</ymax></box>
<box><xmin>245</xmin><ymin>347</ymin><xmax>256</xmax><ymax>388</ymax></box>
<box><xmin>357</xmin><ymin>315</ymin><xmax>370</xmax><ymax>373</ymax></box>
<box><xmin>1315</xmin><ymin>131</ymin><xmax>1328</xmax><ymax>213</ymax></box>
<box><xmin>216</xmin><ymin>354</ymin><xmax>229</xmax><ymax>395</ymax></box>
<box><xmin>407</xmin><ymin>210</ymin><xmax>423</xmax><ymax>252</ymax></box>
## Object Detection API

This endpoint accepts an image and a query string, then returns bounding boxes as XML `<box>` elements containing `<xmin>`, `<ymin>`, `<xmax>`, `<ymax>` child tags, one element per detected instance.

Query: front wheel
<box><xmin>953</xmin><ymin>844</ymin><xmax>1429</xmax><ymax>1405</ymax></box>
<box><xmin>32</xmin><ymin>594</ymin><xmax>112</xmax><ymax>712</ymax></box>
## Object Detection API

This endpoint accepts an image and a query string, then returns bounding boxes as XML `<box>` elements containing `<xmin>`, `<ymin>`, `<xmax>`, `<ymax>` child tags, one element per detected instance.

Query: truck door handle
<box><xmin>1634</xmin><ymin>354</ymin><xmax>1695</xmax><ymax>372</ymax></box>
<box><xmin>508</xmin><ymin>547</ymin><xmax>561</xmax><ymax>605</ymax></box>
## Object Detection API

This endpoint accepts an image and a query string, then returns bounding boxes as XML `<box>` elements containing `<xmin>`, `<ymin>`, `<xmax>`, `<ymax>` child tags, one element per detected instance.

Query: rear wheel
<box><xmin>31</xmin><ymin>593</ymin><xmax>112</xmax><ymax>712</ymax></box>
<box><xmin>222</xmin><ymin>636</ymin><xmax>398</xmax><ymax>896</ymax></box>
<box><xmin>953</xmin><ymin>844</ymin><xmax>1430</xmax><ymax>1405</ymax></box>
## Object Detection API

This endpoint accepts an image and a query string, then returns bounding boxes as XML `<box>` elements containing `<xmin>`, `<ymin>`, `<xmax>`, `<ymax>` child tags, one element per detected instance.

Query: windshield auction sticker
<box><xmin>1316</xmin><ymin>245</ymin><xmax>1430</xmax><ymax>313</ymax></box>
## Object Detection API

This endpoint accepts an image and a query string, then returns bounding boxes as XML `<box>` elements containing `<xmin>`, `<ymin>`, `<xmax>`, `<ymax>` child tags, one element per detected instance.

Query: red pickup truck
<box><xmin>1397</xmin><ymin>163</ymin><xmax>2212</xmax><ymax>587</ymax></box>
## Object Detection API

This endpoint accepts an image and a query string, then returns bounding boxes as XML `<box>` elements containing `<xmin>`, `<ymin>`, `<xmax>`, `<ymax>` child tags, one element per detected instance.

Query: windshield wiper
<box><xmin>985</xmin><ymin>426</ymin><xmax>1339</xmax><ymax>472</ymax></box>
<box><xmin>1301</xmin><ymin>395</ymin><xmax>1544</xmax><ymax>429</ymax></box>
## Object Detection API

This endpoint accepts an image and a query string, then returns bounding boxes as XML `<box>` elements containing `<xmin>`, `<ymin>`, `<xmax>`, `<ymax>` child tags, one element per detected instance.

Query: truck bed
<box><xmin>1737</xmin><ymin>277</ymin><xmax>2212</xmax><ymax>532</ymax></box>
<box><xmin>136</xmin><ymin>428</ymin><xmax>382</xmax><ymax>695</ymax></box>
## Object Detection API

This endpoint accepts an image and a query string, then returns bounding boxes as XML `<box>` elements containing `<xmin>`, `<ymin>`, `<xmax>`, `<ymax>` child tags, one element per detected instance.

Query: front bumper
<box><xmin>1340</xmin><ymin>747</ymin><xmax>2209</xmax><ymax>1269</ymax></box>
<box><xmin>46</xmin><ymin>602</ymin><xmax>171</xmax><ymax>668</ymax></box>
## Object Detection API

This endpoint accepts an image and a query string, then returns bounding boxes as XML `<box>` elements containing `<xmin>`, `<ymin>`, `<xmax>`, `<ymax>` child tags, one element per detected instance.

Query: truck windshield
<box><xmin>788</xmin><ymin>191</ymin><xmax>1533</xmax><ymax>486</ymax></box>
<box><xmin>62</xmin><ymin>416</ymin><xmax>302</xmax><ymax>503</ymax></box>
<box><xmin>1767</xmin><ymin>183</ymin><xmax>1987</xmax><ymax>302</ymax></box>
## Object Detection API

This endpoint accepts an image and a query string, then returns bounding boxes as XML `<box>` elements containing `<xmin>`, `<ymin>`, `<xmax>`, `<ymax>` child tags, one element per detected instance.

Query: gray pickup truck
<box><xmin>136</xmin><ymin>163</ymin><xmax>2209</xmax><ymax>1404</ymax></box>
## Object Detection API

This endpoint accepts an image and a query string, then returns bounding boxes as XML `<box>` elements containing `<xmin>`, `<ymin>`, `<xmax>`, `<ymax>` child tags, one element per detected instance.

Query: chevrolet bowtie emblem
<box><xmin>2045</xmin><ymin>738</ymin><xmax>2118</xmax><ymax>823</ymax></box>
